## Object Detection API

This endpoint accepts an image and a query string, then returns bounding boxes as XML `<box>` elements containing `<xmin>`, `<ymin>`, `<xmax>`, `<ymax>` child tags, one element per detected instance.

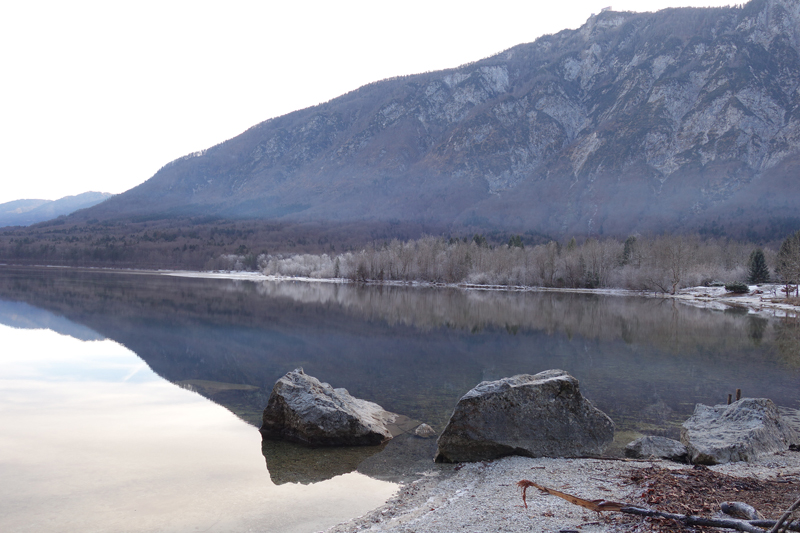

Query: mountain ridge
<box><xmin>0</xmin><ymin>192</ymin><xmax>112</xmax><ymax>228</ymax></box>
<box><xmin>71</xmin><ymin>0</ymin><xmax>800</xmax><ymax>239</ymax></box>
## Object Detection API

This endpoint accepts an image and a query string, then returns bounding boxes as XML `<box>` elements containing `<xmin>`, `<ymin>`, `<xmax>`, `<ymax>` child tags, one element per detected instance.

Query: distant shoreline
<box><xmin>3</xmin><ymin>263</ymin><xmax>798</xmax><ymax>319</ymax></box>
<box><xmin>168</xmin><ymin>270</ymin><xmax>800</xmax><ymax>319</ymax></box>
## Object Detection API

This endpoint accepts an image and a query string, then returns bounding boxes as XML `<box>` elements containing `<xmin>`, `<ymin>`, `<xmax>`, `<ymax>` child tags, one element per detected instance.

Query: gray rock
<box><xmin>625</xmin><ymin>436</ymin><xmax>688</xmax><ymax>462</ymax></box>
<box><xmin>681</xmin><ymin>398</ymin><xmax>800</xmax><ymax>465</ymax></box>
<box><xmin>414</xmin><ymin>423</ymin><xmax>437</xmax><ymax>439</ymax></box>
<box><xmin>434</xmin><ymin>369</ymin><xmax>614</xmax><ymax>463</ymax></box>
<box><xmin>260</xmin><ymin>368</ymin><xmax>398</xmax><ymax>446</ymax></box>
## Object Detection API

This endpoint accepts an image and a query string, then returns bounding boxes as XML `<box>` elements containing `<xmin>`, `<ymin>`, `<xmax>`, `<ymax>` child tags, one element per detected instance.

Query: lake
<box><xmin>1</xmin><ymin>266</ymin><xmax>798</xmax><ymax>532</ymax></box>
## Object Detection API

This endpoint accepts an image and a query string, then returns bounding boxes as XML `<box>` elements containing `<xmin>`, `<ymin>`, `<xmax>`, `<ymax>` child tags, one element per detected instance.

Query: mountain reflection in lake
<box><xmin>0</xmin><ymin>267</ymin><xmax>799</xmax><ymax>529</ymax></box>
<box><xmin>0</xmin><ymin>317</ymin><xmax>396</xmax><ymax>533</ymax></box>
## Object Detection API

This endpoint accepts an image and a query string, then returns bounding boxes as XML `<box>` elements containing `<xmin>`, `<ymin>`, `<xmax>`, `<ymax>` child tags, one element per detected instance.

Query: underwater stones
<box><xmin>625</xmin><ymin>436</ymin><xmax>688</xmax><ymax>462</ymax></box>
<box><xmin>681</xmin><ymin>398</ymin><xmax>800</xmax><ymax>465</ymax></box>
<box><xmin>434</xmin><ymin>369</ymin><xmax>614</xmax><ymax>463</ymax></box>
<box><xmin>414</xmin><ymin>423</ymin><xmax>437</xmax><ymax>439</ymax></box>
<box><xmin>260</xmin><ymin>368</ymin><xmax>399</xmax><ymax>446</ymax></box>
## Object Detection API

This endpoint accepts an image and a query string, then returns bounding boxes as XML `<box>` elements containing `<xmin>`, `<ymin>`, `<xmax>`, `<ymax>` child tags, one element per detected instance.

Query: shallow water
<box><xmin>0</xmin><ymin>323</ymin><xmax>396</xmax><ymax>533</ymax></box>
<box><xmin>0</xmin><ymin>266</ymin><xmax>798</xmax><ymax>531</ymax></box>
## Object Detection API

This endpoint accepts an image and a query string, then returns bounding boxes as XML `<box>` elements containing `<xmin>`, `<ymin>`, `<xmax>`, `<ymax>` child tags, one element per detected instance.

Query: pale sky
<box><xmin>0</xmin><ymin>0</ymin><xmax>733</xmax><ymax>205</ymax></box>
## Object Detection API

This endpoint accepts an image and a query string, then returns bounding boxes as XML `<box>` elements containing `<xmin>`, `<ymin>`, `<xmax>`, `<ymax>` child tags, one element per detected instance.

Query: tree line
<box><xmin>261</xmin><ymin>231</ymin><xmax>800</xmax><ymax>296</ymax></box>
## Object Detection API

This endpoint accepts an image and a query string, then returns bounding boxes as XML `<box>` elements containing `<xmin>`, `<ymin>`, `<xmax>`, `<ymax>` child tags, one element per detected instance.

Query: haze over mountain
<box><xmin>0</xmin><ymin>192</ymin><xmax>112</xmax><ymax>228</ymax></box>
<box><xmin>73</xmin><ymin>0</ymin><xmax>800</xmax><ymax>239</ymax></box>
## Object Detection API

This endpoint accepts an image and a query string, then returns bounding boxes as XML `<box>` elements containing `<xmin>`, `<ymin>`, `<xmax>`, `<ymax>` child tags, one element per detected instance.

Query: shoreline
<box><xmin>322</xmin><ymin>452</ymin><xmax>800</xmax><ymax>533</ymax></box>
<box><xmin>168</xmin><ymin>269</ymin><xmax>800</xmax><ymax>319</ymax></box>
<box><xmin>4</xmin><ymin>263</ymin><xmax>798</xmax><ymax>318</ymax></box>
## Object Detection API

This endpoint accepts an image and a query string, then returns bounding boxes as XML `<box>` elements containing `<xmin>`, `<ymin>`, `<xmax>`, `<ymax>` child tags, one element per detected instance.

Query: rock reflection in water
<box><xmin>262</xmin><ymin>433</ymin><xmax>439</xmax><ymax>485</ymax></box>
<box><xmin>262</xmin><ymin>413</ymin><xmax>438</xmax><ymax>484</ymax></box>
<box><xmin>262</xmin><ymin>440</ymin><xmax>386</xmax><ymax>485</ymax></box>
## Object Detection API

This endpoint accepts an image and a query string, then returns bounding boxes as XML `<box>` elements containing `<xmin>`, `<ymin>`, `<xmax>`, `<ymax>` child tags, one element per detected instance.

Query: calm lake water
<box><xmin>1</xmin><ymin>266</ymin><xmax>799</xmax><ymax>532</ymax></box>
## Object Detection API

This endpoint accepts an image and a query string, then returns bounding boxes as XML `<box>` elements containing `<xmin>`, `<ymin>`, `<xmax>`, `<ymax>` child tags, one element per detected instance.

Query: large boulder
<box><xmin>434</xmin><ymin>369</ymin><xmax>614</xmax><ymax>463</ymax></box>
<box><xmin>625</xmin><ymin>436</ymin><xmax>688</xmax><ymax>462</ymax></box>
<box><xmin>681</xmin><ymin>398</ymin><xmax>800</xmax><ymax>465</ymax></box>
<box><xmin>260</xmin><ymin>368</ymin><xmax>401</xmax><ymax>446</ymax></box>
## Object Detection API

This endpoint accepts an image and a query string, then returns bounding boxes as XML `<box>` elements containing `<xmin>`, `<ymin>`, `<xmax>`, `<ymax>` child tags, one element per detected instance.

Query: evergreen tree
<box><xmin>566</xmin><ymin>237</ymin><xmax>577</xmax><ymax>251</ymax></box>
<box><xmin>621</xmin><ymin>235</ymin><xmax>637</xmax><ymax>266</ymax></box>
<box><xmin>472</xmin><ymin>234</ymin><xmax>487</xmax><ymax>247</ymax></box>
<box><xmin>508</xmin><ymin>235</ymin><xmax>524</xmax><ymax>249</ymax></box>
<box><xmin>747</xmin><ymin>249</ymin><xmax>770</xmax><ymax>284</ymax></box>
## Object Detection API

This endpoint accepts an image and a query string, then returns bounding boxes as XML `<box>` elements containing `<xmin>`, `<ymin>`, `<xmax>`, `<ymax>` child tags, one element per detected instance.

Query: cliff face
<box><xmin>84</xmin><ymin>0</ymin><xmax>800</xmax><ymax>237</ymax></box>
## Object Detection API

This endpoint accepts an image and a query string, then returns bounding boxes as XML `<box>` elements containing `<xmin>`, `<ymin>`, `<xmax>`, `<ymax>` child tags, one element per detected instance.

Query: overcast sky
<box><xmin>0</xmin><ymin>0</ymin><xmax>734</xmax><ymax>205</ymax></box>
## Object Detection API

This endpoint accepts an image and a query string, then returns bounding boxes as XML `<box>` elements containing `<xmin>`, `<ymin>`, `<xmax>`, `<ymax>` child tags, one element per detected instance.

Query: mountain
<box><xmin>0</xmin><ymin>192</ymin><xmax>112</xmax><ymax>228</ymax></box>
<box><xmin>74</xmin><ymin>0</ymin><xmax>800</xmax><ymax>238</ymax></box>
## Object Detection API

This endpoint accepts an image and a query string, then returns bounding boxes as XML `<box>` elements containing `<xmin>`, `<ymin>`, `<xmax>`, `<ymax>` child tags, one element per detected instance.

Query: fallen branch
<box><xmin>770</xmin><ymin>495</ymin><xmax>800</xmax><ymax>533</ymax></box>
<box><xmin>517</xmin><ymin>479</ymin><xmax>800</xmax><ymax>532</ymax></box>
<box><xmin>620</xmin><ymin>505</ymin><xmax>772</xmax><ymax>533</ymax></box>
<box><xmin>516</xmin><ymin>479</ymin><xmax>626</xmax><ymax>512</ymax></box>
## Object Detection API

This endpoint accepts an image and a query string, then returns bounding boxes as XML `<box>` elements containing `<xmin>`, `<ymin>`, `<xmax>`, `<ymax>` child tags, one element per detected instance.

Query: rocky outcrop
<box><xmin>625</xmin><ymin>436</ymin><xmax>688</xmax><ymax>462</ymax></box>
<box><xmin>260</xmin><ymin>368</ymin><xmax>400</xmax><ymax>446</ymax></box>
<box><xmin>77</xmin><ymin>0</ymin><xmax>800</xmax><ymax>239</ymax></box>
<box><xmin>681</xmin><ymin>398</ymin><xmax>800</xmax><ymax>465</ymax></box>
<box><xmin>434</xmin><ymin>370</ymin><xmax>614</xmax><ymax>463</ymax></box>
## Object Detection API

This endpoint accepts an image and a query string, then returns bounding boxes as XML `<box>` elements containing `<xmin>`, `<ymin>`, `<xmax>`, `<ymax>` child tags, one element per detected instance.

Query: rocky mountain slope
<box><xmin>79</xmin><ymin>0</ymin><xmax>800</xmax><ymax>238</ymax></box>
<box><xmin>0</xmin><ymin>192</ymin><xmax>112</xmax><ymax>228</ymax></box>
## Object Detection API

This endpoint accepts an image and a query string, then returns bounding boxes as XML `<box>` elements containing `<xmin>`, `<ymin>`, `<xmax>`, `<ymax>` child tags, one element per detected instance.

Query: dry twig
<box><xmin>770</xmin><ymin>495</ymin><xmax>800</xmax><ymax>533</ymax></box>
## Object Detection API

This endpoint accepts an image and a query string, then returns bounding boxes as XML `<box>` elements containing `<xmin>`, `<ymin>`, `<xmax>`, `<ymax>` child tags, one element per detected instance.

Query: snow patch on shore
<box><xmin>162</xmin><ymin>271</ymin><xmax>800</xmax><ymax>318</ymax></box>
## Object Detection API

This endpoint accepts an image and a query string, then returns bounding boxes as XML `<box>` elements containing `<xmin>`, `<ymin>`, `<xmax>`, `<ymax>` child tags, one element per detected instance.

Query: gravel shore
<box><xmin>324</xmin><ymin>452</ymin><xmax>800</xmax><ymax>533</ymax></box>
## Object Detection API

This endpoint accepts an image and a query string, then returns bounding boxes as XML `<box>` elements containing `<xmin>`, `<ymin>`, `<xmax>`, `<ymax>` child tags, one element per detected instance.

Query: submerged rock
<box><xmin>414</xmin><ymin>423</ymin><xmax>437</xmax><ymax>439</ymax></box>
<box><xmin>260</xmin><ymin>368</ymin><xmax>400</xmax><ymax>446</ymax></box>
<box><xmin>625</xmin><ymin>436</ymin><xmax>688</xmax><ymax>462</ymax></box>
<box><xmin>681</xmin><ymin>398</ymin><xmax>800</xmax><ymax>465</ymax></box>
<box><xmin>434</xmin><ymin>369</ymin><xmax>614</xmax><ymax>463</ymax></box>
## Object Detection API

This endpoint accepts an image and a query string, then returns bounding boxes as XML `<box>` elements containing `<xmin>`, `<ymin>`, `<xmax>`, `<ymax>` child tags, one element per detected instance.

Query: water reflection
<box><xmin>775</xmin><ymin>317</ymin><xmax>800</xmax><ymax>368</ymax></box>
<box><xmin>0</xmin><ymin>299</ymin><xmax>104</xmax><ymax>341</ymax></box>
<box><xmin>0</xmin><ymin>323</ymin><xmax>396</xmax><ymax>533</ymax></box>
<box><xmin>262</xmin><ymin>420</ymin><xmax>439</xmax><ymax>485</ymax></box>
<box><xmin>0</xmin><ymin>267</ymin><xmax>798</xmax><ymax>462</ymax></box>
<box><xmin>253</xmin><ymin>280</ymin><xmax>769</xmax><ymax>353</ymax></box>
<box><xmin>263</xmin><ymin>440</ymin><xmax>387</xmax><ymax>485</ymax></box>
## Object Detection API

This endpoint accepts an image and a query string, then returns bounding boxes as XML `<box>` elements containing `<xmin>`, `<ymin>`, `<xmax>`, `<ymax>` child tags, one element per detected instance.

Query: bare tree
<box><xmin>641</xmin><ymin>235</ymin><xmax>696</xmax><ymax>294</ymax></box>
<box><xmin>533</xmin><ymin>241</ymin><xmax>560</xmax><ymax>287</ymax></box>
<box><xmin>777</xmin><ymin>230</ymin><xmax>800</xmax><ymax>297</ymax></box>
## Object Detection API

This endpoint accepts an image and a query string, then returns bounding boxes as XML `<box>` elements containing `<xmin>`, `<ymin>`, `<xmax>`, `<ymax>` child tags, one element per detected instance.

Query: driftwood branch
<box><xmin>770</xmin><ymin>495</ymin><xmax>800</xmax><ymax>533</ymax></box>
<box><xmin>517</xmin><ymin>479</ymin><xmax>626</xmax><ymax>512</ymax></box>
<box><xmin>517</xmin><ymin>479</ymin><xmax>800</xmax><ymax>532</ymax></box>
<box><xmin>620</xmin><ymin>506</ymin><xmax>776</xmax><ymax>533</ymax></box>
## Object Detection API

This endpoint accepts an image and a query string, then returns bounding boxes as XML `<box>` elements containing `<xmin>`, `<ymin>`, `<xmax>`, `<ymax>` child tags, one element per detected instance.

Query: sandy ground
<box><xmin>322</xmin><ymin>452</ymin><xmax>800</xmax><ymax>533</ymax></box>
